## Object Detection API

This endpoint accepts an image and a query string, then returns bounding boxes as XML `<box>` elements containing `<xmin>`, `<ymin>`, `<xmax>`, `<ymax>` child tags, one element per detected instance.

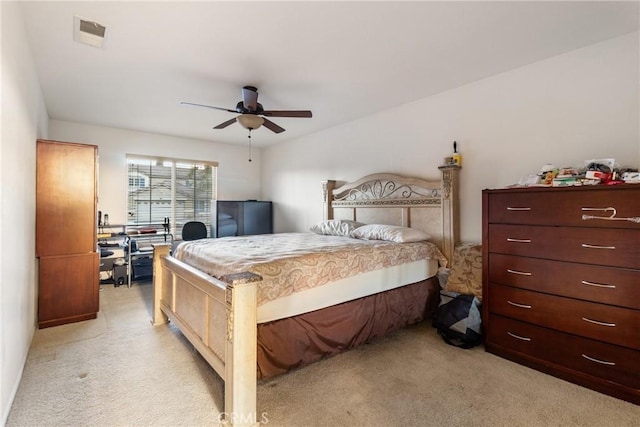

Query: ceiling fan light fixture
<box><xmin>182</xmin><ymin>85</ymin><xmax>311</xmax><ymax>134</ymax></box>
<box><xmin>237</xmin><ymin>114</ymin><xmax>264</xmax><ymax>130</ymax></box>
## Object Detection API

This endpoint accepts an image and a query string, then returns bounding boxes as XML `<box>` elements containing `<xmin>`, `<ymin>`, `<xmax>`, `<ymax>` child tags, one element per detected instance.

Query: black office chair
<box><xmin>181</xmin><ymin>221</ymin><xmax>208</xmax><ymax>241</ymax></box>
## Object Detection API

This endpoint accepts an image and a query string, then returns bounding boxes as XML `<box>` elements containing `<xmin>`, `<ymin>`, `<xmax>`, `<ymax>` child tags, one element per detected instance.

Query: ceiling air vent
<box><xmin>73</xmin><ymin>15</ymin><xmax>107</xmax><ymax>48</ymax></box>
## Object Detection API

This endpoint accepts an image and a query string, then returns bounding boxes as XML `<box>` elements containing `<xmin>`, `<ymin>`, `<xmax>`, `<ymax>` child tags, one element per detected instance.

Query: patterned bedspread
<box><xmin>174</xmin><ymin>232</ymin><xmax>447</xmax><ymax>306</ymax></box>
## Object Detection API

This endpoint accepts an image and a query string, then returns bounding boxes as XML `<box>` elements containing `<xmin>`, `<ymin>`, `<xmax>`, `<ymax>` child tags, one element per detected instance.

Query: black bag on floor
<box><xmin>432</xmin><ymin>290</ymin><xmax>482</xmax><ymax>349</ymax></box>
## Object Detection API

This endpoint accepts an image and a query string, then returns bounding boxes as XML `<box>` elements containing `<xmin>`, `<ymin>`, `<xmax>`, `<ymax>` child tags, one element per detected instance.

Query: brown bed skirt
<box><xmin>256</xmin><ymin>276</ymin><xmax>440</xmax><ymax>380</ymax></box>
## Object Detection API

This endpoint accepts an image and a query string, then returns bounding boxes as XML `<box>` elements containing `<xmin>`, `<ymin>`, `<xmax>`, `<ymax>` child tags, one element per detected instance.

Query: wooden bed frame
<box><xmin>151</xmin><ymin>165</ymin><xmax>460</xmax><ymax>427</ymax></box>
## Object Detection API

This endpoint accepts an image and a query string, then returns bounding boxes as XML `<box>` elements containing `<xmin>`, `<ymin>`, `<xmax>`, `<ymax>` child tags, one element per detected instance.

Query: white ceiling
<box><xmin>19</xmin><ymin>1</ymin><xmax>639</xmax><ymax>147</ymax></box>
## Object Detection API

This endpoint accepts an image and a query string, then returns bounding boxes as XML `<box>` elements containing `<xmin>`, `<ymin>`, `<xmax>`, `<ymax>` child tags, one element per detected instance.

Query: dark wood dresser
<box><xmin>482</xmin><ymin>184</ymin><xmax>640</xmax><ymax>404</ymax></box>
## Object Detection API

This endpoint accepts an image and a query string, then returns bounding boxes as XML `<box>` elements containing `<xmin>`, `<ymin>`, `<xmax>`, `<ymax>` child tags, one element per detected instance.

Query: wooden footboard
<box><xmin>151</xmin><ymin>166</ymin><xmax>460</xmax><ymax>426</ymax></box>
<box><xmin>152</xmin><ymin>244</ymin><xmax>262</xmax><ymax>427</ymax></box>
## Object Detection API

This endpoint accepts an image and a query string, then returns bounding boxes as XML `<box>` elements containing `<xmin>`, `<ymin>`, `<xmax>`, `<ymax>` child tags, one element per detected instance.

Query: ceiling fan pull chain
<box><xmin>248</xmin><ymin>130</ymin><xmax>253</xmax><ymax>162</ymax></box>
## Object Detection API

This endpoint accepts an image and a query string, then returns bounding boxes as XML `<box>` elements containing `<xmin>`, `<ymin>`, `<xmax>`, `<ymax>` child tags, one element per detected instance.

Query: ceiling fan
<box><xmin>181</xmin><ymin>86</ymin><xmax>312</xmax><ymax>134</ymax></box>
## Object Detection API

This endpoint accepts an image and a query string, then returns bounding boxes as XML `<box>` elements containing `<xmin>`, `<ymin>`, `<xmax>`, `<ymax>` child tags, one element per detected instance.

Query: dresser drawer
<box><xmin>488</xmin><ymin>284</ymin><xmax>640</xmax><ymax>350</ymax></box>
<box><xmin>487</xmin><ymin>315</ymin><xmax>640</xmax><ymax>390</ymax></box>
<box><xmin>488</xmin><ymin>224</ymin><xmax>640</xmax><ymax>269</ymax></box>
<box><xmin>485</xmin><ymin>186</ymin><xmax>640</xmax><ymax>229</ymax></box>
<box><xmin>488</xmin><ymin>254</ymin><xmax>640</xmax><ymax>309</ymax></box>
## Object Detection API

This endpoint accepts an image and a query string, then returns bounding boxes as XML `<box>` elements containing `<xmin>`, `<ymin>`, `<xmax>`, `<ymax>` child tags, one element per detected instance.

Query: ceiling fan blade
<box><xmin>242</xmin><ymin>86</ymin><xmax>259</xmax><ymax>112</ymax></box>
<box><xmin>181</xmin><ymin>101</ymin><xmax>236</xmax><ymax>113</ymax></box>
<box><xmin>262</xmin><ymin>118</ymin><xmax>285</xmax><ymax>134</ymax></box>
<box><xmin>213</xmin><ymin>117</ymin><xmax>237</xmax><ymax>129</ymax></box>
<box><xmin>260</xmin><ymin>110</ymin><xmax>313</xmax><ymax>118</ymax></box>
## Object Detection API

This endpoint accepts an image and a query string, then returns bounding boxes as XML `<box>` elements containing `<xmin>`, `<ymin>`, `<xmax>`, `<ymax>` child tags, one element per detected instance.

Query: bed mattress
<box><xmin>257</xmin><ymin>258</ymin><xmax>438</xmax><ymax>322</ymax></box>
<box><xmin>174</xmin><ymin>232</ymin><xmax>445</xmax><ymax>321</ymax></box>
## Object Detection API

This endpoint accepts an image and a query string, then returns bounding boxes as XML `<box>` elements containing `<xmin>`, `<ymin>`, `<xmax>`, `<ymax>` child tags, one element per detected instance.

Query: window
<box><xmin>127</xmin><ymin>155</ymin><xmax>218</xmax><ymax>239</ymax></box>
<box><xmin>128</xmin><ymin>172</ymin><xmax>149</xmax><ymax>189</ymax></box>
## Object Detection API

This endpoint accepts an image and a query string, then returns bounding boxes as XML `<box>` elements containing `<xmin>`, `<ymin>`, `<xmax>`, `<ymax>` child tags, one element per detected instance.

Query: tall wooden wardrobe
<box><xmin>36</xmin><ymin>140</ymin><xmax>99</xmax><ymax>328</ymax></box>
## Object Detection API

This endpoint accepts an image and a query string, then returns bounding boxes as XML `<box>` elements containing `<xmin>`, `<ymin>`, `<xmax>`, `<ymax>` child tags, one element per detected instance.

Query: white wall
<box><xmin>49</xmin><ymin>120</ymin><xmax>263</xmax><ymax>226</ymax></box>
<box><xmin>0</xmin><ymin>2</ymin><xmax>49</xmax><ymax>424</ymax></box>
<box><xmin>262</xmin><ymin>32</ymin><xmax>640</xmax><ymax>244</ymax></box>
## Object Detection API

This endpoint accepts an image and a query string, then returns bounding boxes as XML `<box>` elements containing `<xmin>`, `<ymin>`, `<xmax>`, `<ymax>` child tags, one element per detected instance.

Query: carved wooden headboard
<box><xmin>322</xmin><ymin>165</ymin><xmax>460</xmax><ymax>264</ymax></box>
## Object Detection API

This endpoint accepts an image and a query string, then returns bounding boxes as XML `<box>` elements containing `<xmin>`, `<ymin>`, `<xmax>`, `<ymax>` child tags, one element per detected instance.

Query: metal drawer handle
<box><xmin>582</xmin><ymin>317</ymin><xmax>615</xmax><ymax>327</ymax></box>
<box><xmin>581</xmin><ymin>243</ymin><xmax>616</xmax><ymax>250</ymax></box>
<box><xmin>507</xmin><ymin>207</ymin><xmax>531</xmax><ymax>211</ymax></box>
<box><xmin>507</xmin><ymin>269</ymin><xmax>532</xmax><ymax>276</ymax></box>
<box><xmin>507</xmin><ymin>300</ymin><xmax>532</xmax><ymax>309</ymax></box>
<box><xmin>581</xmin><ymin>280</ymin><xmax>616</xmax><ymax>289</ymax></box>
<box><xmin>507</xmin><ymin>332</ymin><xmax>532</xmax><ymax>341</ymax></box>
<box><xmin>507</xmin><ymin>238</ymin><xmax>532</xmax><ymax>243</ymax></box>
<box><xmin>582</xmin><ymin>354</ymin><xmax>616</xmax><ymax>366</ymax></box>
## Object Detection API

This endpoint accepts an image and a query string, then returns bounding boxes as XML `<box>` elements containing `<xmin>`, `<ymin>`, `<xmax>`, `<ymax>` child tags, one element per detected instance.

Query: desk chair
<box><xmin>182</xmin><ymin>221</ymin><xmax>208</xmax><ymax>241</ymax></box>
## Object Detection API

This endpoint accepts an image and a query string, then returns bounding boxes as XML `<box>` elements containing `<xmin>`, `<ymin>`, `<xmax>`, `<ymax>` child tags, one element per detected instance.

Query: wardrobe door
<box><xmin>36</xmin><ymin>140</ymin><xmax>99</xmax><ymax>328</ymax></box>
<box><xmin>36</xmin><ymin>141</ymin><xmax>97</xmax><ymax>256</ymax></box>
<box><xmin>38</xmin><ymin>253</ymin><xmax>99</xmax><ymax>328</ymax></box>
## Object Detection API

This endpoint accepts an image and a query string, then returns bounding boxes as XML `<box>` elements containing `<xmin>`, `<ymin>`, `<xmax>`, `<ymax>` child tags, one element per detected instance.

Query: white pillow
<box><xmin>350</xmin><ymin>224</ymin><xmax>431</xmax><ymax>243</ymax></box>
<box><xmin>309</xmin><ymin>219</ymin><xmax>364</xmax><ymax>237</ymax></box>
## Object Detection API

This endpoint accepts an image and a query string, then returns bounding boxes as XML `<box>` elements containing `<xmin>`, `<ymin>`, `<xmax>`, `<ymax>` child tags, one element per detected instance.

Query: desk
<box><xmin>98</xmin><ymin>224</ymin><xmax>172</xmax><ymax>287</ymax></box>
<box><xmin>97</xmin><ymin>225</ymin><xmax>127</xmax><ymax>285</ymax></box>
<box><xmin>125</xmin><ymin>226</ymin><xmax>173</xmax><ymax>287</ymax></box>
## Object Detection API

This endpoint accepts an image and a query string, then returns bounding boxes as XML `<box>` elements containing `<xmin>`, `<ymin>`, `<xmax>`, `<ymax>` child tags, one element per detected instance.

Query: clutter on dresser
<box><xmin>516</xmin><ymin>158</ymin><xmax>638</xmax><ymax>187</ymax></box>
<box><xmin>622</xmin><ymin>171</ymin><xmax>640</xmax><ymax>183</ymax></box>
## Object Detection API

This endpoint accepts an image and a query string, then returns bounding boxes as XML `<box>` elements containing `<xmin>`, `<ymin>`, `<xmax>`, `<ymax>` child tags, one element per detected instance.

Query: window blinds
<box><xmin>126</xmin><ymin>156</ymin><xmax>217</xmax><ymax>238</ymax></box>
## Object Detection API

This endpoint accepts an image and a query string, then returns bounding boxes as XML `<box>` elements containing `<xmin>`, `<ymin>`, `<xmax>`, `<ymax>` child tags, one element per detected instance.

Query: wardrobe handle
<box><xmin>507</xmin><ymin>238</ymin><xmax>532</xmax><ymax>243</ymax></box>
<box><xmin>507</xmin><ymin>207</ymin><xmax>531</xmax><ymax>211</ymax></box>
<box><xmin>581</xmin><ymin>280</ymin><xmax>616</xmax><ymax>289</ymax></box>
<box><xmin>582</xmin><ymin>317</ymin><xmax>615</xmax><ymax>327</ymax></box>
<box><xmin>507</xmin><ymin>300</ymin><xmax>532</xmax><ymax>309</ymax></box>
<box><xmin>507</xmin><ymin>269</ymin><xmax>532</xmax><ymax>276</ymax></box>
<box><xmin>507</xmin><ymin>332</ymin><xmax>532</xmax><ymax>341</ymax></box>
<box><xmin>582</xmin><ymin>354</ymin><xmax>616</xmax><ymax>366</ymax></box>
<box><xmin>581</xmin><ymin>243</ymin><xmax>615</xmax><ymax>250</ymax></box>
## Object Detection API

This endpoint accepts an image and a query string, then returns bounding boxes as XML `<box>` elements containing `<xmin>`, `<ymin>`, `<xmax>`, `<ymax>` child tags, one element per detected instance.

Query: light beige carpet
<box><xmin>7</xmin><ymin>282</ymin><xmax>640</xmax><ymax>427</ymax></box>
